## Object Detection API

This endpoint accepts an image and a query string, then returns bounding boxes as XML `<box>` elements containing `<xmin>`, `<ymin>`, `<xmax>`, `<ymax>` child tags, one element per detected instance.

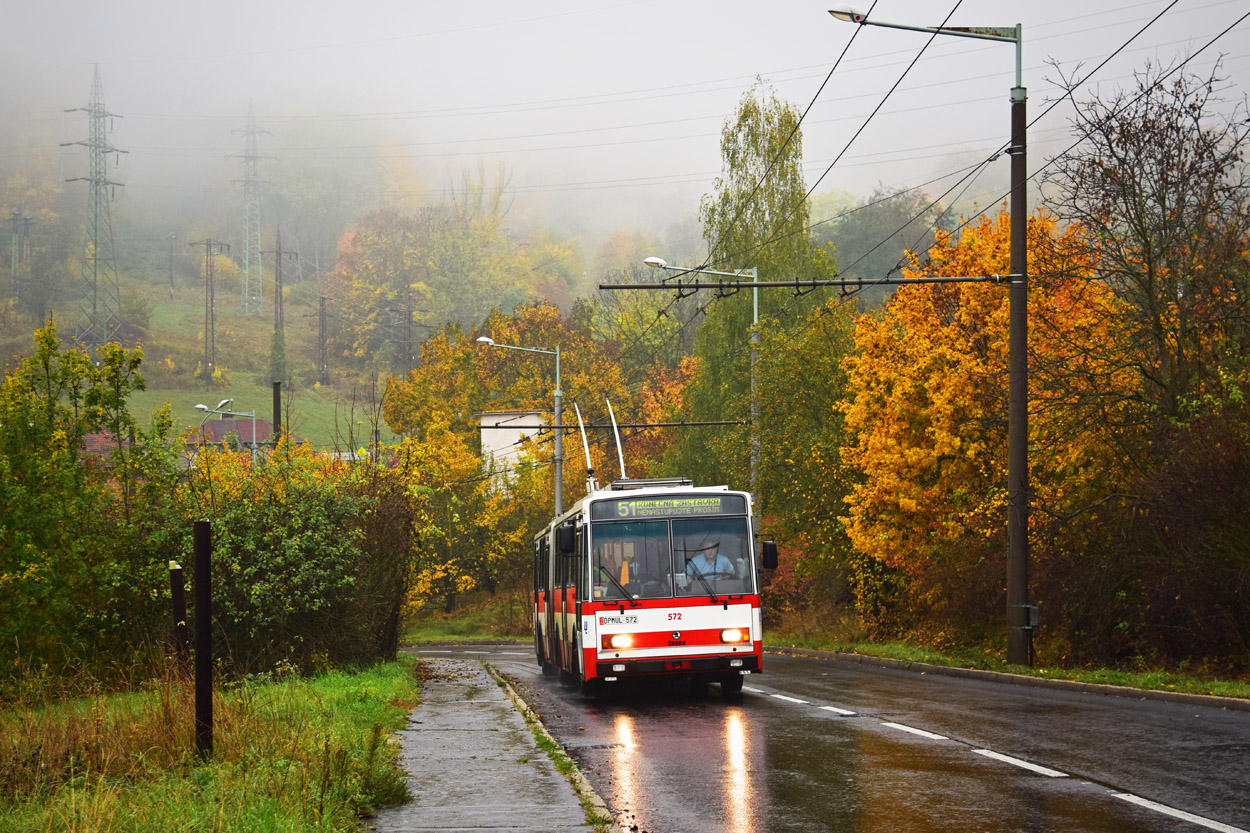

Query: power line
<box><xmin>699</xmin><ymin>0</ymin><xmax>882</xmax><ymax>277</ymax></box>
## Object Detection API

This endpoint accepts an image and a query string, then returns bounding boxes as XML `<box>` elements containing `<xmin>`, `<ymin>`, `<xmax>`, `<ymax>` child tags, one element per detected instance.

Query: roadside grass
<box><xmin>0</xmin><ymin>658</ymin><xmax>420</xmax><ymax>832</ymax></box>
<box><xmin>767</xmin><ymin>632</ymin><xmax>1250</xmax><ymax>700</ymax></box>
<box><xmin>404</xmin><ymin>591</ymin><xmax>532</xmax><ymax>644</ymax></box>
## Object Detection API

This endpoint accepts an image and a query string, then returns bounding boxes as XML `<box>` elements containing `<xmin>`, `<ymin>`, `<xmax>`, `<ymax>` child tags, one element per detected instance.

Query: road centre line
<box><xmin>772</xmin><ymin>694</ymin><xmax>810</xmax><ymax>704</ymax></box>
<box><xmin>1112</xmin><ymin>793</ymin><xmax>1248</xmax><ymax>833</ymax></box>
<box><xmin>417</xmin><ymin>649</ymin><xmax>452</xmax><ymax>653</ymax></box>
<box><xmin>820</xmin><ymin>705</ymin><xmax>857</xmax><ymax>716</ymax></box>
<box><xmin>743</xmin><ymin>686</ymin><xmax>766</xmax><ymax>693</ymax></box>
<box><xmin>463</xmin><ymin>650</ymin><xmax>489</xmax><ymax>654</ymax></box>
<box><xmin>882</xmin><ymin>721</ymin><xmax>948</xmax><ymax>741</ymax></box>
<box><xmin>973</xmin><ymin>749</ymin><xmax>1067</xmax><ymax>778</ymax></box>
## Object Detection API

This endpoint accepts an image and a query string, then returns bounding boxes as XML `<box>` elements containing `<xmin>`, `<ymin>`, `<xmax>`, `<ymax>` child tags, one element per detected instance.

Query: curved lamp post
<box><xmin>830</xmin><ymin>6</ymin><xmax>1031</xmax><ymax>665</ymax></box>
<box><xmin>476</xmin><ymin>336</ymin><xmax>564</xmax><ymax>516</ymax></box>
<box><xmin>645</xmin><ymin>257</ymin><xmax>760</xmax><ymax>504</ymax></box>
<box><xmin>195</xmin><ymin>399</ymin><xmax>257</xmax><ymax>461</ymax></box>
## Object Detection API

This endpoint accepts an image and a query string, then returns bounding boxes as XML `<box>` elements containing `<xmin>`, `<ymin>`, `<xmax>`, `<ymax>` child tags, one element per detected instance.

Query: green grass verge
<box><xmin>128</xmin><ymin>378</ymin><xmax>400</xmax><ymax>451</ymax></box>
<box><xmin>767</xmin><ymin>636</ymin><xmax>1250</xmax><ymax>699</ymax></box>
<box><xmin>0</xmin><ymin>659</ymin><xmax>420</xmax><ymax>832</ymax></box>
<box><xmin>403</xmin><ymin>593</ymin><xmax>532</xmax><ymax>644</ymax></box>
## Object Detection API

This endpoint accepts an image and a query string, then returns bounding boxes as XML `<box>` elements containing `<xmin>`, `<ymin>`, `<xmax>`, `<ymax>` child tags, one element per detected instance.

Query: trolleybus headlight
<box><xmin>720</xmin><ymin>628</ymin><xmax>747</xmax><ymax>644</ymax></box>
<box><xmin>602</xmin><ymin>634</ymin><xmax>633</xmax><ymax>650</ymax></box>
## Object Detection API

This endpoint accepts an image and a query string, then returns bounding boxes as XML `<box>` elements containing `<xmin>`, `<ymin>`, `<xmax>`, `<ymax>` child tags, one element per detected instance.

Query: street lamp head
<box><xmin>216</xmin><ymin>398</ymin><xmax>231</xmax><ymax>410</ymax></box>
<box><xmin>194</xmin><ymin>403</ymin><xmax>209</xmax><ymax>412</ymax></box>
<box><xmin>828</xmin><ymin>6</ymin><xmax>867</xmax><ymax>23</ymax></box>
<box><xmin>643</xmin><ymin>256</ymin><xmax>667</xmax><ymax>269</ymax></box>
<box><xmin>475</xmin><ymin>336</ymin><xmax>495</xmax><ymax>347</ymax></box>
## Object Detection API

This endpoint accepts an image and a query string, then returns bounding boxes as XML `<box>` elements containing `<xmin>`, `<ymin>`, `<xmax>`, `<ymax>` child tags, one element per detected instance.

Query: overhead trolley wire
<box><xmin>697</xmin><ymin>0</ymin><xmax>882</xmax><ymax>278</ymax></box>
<box><xmin>746</xmin><ymin>1</ymin><xmax>1247</xmax><ymax>373</ymax></box>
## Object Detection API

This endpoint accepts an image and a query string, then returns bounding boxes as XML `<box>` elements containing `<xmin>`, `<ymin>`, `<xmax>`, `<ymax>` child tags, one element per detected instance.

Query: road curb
<box><xmin>484</xmin><ymin>663</ymin><xmax>624</xmax><ymax>833</ymax></box>
<box><xmin>766</xmin><ymin>647</ymin><xmax>1250</xmax><ymax>712</ymax></box>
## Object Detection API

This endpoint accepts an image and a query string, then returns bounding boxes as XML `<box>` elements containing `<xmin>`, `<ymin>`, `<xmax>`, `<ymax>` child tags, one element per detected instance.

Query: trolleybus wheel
<box><xmin>538</xmin><ymin>644</ymin><xmax>557</xmax><ymax>676</ymax></box>
<box><xmin>720</xmin><ymin>674</ymin><xmax>744</xmax><ymax>695</ymax></box>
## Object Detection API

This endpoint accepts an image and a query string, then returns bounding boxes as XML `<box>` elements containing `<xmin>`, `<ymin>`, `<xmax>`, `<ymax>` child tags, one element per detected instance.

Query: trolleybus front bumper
<box><xmin>596</xmin><ymin>653</ymin><xmax>760</xmax><ymax>677</ymax></box>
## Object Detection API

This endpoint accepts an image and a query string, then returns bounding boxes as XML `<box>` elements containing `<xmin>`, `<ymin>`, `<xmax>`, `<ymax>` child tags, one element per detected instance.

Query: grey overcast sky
<box><xmin>3</xmin><ymin>0</ymin><xmax>1248</xmax><ymax>244</ymax></box>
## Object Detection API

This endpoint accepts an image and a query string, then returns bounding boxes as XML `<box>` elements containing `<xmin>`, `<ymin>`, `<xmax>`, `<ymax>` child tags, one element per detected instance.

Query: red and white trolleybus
<box><xmin>533</xmin><ymin>476</ymin><xmax>777</xmax><ymax>695</ymax></box>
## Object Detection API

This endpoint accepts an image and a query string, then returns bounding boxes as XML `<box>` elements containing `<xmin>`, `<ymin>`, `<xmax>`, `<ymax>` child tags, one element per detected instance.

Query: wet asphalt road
<box><xmin>417</xmin><ymin>644</ymin><xmax>1250</xmax><ymax>833</ymax></box>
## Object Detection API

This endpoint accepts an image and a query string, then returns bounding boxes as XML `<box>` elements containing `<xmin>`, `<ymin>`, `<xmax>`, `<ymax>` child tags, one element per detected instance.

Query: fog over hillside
<box><xmin>1</xmin><ymin>0</ymin><xmax>1246</xmax><ymax>257</ymax></box>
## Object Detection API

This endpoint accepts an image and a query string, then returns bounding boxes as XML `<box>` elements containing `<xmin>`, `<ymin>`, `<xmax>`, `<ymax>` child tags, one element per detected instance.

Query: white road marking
<box><xmin>820</xmin><ymin>705</ymin><xmax>857</xmax><ymax>716</ymax></box>
<box><xmin>417</xmin><ymin>649</ymin><xmax>452</xmax><ymax>653</ymax></box>
<box><xmin>743</xmin><ymin>686</ymin><xmax>766</xmax><ymax>693</ymax></box>
<box><xmin>1112</xmin><ymin>793</ymin><xmax>1248</xmax><ymax>833</ymax></box>
<box><xmin>500</xmin><ymin>651</ymin><xmax>530</xmax><ymax>656</ymax></box>
<box><xmin>463</xmin><ymin>650</ymin><xmax>489</xmax><ymax>654</ymax></box>
<box><xmin>772</xmin><ymin>694</ymin><xmax>810</xmax><ymax>704</ymax></box>
<box><xmin>882</xmin><ymin>722</ymin><xmax>948</xmax><ymax>741</ymax></box>
<box><xmin>973</xmin><ymin>749</ymin><xmax>1068</xmax><ymax>778</ymax></box>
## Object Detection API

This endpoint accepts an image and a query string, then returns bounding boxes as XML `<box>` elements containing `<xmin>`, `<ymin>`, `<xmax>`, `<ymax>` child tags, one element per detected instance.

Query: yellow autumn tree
<box><xmin>841</xmin><ymin>210</ymin><xmax>1138</xmax><ymax>640</ymax></box>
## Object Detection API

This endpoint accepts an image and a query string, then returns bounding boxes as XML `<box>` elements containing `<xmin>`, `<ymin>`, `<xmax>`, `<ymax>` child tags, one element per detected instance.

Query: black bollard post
<box><xmin>169</xmin><ymin>560</ymin><xmax>189</xmax><ymax>666</ymax></box>
<box><xmin>193</xmin><ymin>521</ymin><xmax>212</xmax><ymax>758</ymax></box>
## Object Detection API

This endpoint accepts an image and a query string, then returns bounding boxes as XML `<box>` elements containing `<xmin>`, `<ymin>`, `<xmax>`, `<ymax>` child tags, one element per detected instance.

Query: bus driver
<box><xmin>686</xmin><ymin>542</ymin><xmax>734</xmax><ymax>579</ymax></box>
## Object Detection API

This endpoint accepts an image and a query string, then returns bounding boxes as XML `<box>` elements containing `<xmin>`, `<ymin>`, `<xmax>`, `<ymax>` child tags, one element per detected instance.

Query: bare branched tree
<box><xmin>1044</xmin><ymin>60</ymin><xmax>1250</xmax><ymax>419</ymax></box>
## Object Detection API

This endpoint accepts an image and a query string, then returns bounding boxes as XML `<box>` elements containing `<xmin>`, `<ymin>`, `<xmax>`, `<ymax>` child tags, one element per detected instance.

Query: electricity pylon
<box><xmin>62</xmin><ymin>64</ymin><xmax>126</xmax><ymax>348</ymax></box>
<box><xmin>231</xmin><ymin>101</ymin><xmax>270</xmax><ymax>315</ymax></box>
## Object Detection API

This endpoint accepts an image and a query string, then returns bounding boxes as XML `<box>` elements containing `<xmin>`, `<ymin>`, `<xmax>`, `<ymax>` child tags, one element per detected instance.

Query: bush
<box><xmin>179</xmin><ymin>443</ymin><xmax>412</xmax><ymax>674</ymax></box>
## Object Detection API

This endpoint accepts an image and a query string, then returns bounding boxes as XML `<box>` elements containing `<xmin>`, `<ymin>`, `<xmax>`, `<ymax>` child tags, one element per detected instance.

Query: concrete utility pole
<box><xmin>191</xmin><ymin>239</ymin><xmax>230</xmax><ymax>386</ymax></box>
<box><xmin>166</xmin><ymin>232</ymin><xmax>178</xmax><ymax>300</ymax></box>
<box><xmin>62</xmin><ymin>64</ymin><xmax>127</xmax><ymax>350</ymax></box>
<box><xmin>230</xmin><ymin>101</ymin><xmax>271</xmax><ymax>315</ymax></box>
<box><xmin>1007</xmin><ymin>61</ymin><xmax>1031</xmax><ymax>667</ymax></box>
<box><xmin>318</xmin><ymin>295</ymin><xmax>329</xmax><ymax>385</ymax></box>
<box><xmin>274</xmin><ymin>228</ymin><xmax>285</xmax><ymax>333</ymax></box>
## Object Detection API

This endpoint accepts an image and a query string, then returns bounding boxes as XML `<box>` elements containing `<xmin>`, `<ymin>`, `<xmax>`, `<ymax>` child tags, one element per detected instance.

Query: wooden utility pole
<box><xmin>191</xmin><ymin>239</ymin><xmax>229</xmax><ymax>386</ymax></box>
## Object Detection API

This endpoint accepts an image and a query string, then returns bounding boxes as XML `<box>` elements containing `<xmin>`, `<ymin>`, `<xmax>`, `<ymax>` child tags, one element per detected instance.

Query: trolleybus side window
<box><xmin>558</xmin><ymin>536</ymin><xmax>568</xmax><ymax>590</ymax></box>
<box><xmin>536</xmin><ymin>538</ymin><xmax>550</xmax><ymax>595</ymax></box>
<box><xmin>673</xmin><ymin>517</ymin><xmax>753</xmax><ymax>596</ymax></box>
<box><xmin>591</xmin><ymin>521</ymin><xmax>670</xmax><ymax>601</ymax></box>
<box><xmin>573</xmin><ymin>524</ymin><xmax>585</xmax><ymax>601</ymax></box>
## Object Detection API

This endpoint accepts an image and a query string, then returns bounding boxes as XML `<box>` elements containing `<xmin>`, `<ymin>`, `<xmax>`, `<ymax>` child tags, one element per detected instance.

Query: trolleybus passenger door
<box><xmin>571</xmin><ymin>523</ymin><xmax>585</xmax><ymax>675</ymax></box>
<box><xmin>556</xmin><ymin>522</ymin><xmax>576</xmax><ymax>671</ymax></box>
<box><xmin>545</xmin><ymin>533</ymin><xmax>558</xmax><ymax>670</ymax></box>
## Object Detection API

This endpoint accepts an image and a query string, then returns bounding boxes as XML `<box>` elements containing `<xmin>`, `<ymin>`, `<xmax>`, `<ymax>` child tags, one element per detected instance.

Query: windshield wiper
<box><xmin>688</xmin><ymin>569</ymin><xmax>722</xmax><ymax>604</ymax></box>
<box><xmin>597</xmin><ymin>565</ymin><xmax>639</xmax><ymax>605</ymax></box>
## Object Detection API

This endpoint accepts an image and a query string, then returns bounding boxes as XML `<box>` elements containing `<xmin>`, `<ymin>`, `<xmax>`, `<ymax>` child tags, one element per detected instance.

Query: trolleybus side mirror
<box><xmin>558</xmin><ymin>522</ymin><xmax>576</xmax><ymax>555</ymax></box>
<box><xmin>761</xmin><ymin>540</ymin><xmax>778</xmax><ymax>570</ymax></box>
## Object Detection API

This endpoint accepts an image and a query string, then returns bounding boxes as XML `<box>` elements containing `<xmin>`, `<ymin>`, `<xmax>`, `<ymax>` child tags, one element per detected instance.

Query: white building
<box><xmin>479</xmin><ymin>410</ymin><xmax>544</xmax><ymax>484</ymax></box>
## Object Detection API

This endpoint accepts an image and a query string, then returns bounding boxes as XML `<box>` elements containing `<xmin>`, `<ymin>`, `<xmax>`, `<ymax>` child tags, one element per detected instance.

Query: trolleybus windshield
<box><xmin>590</xmin><ymin>515</ymin><xmax>753</xmax><ymax>601</ymax></box>
<box><xmin>673</xmin><ymin>517</ymin><xmax>752</xmax><ymax>597</ymax></box>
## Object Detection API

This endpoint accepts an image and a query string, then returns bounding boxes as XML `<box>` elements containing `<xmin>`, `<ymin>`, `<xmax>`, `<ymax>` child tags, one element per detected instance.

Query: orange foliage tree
<box><xmin>841</xmin><ymin>210</ymin><xmax>1140</xmax><ymax>642</ymax></box>
<box><xmin>383</xmin><ymin>301</ymin><xmax>642</xmax><ymax>616</ymax></box>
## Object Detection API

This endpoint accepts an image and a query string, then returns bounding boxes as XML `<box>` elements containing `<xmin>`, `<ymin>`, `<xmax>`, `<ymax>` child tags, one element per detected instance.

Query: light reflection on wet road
<box><xmin>424</xmin><ymin>646</ymin><xmax>1250</xmax><ymax>833</ymax></box>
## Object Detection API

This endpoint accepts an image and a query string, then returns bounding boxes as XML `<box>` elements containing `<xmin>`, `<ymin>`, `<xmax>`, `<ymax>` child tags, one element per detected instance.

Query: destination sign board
<box><xmin>590</xmin><ymin>494</ymin><xmax>746</xmax><ymax>520</ymax></box>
